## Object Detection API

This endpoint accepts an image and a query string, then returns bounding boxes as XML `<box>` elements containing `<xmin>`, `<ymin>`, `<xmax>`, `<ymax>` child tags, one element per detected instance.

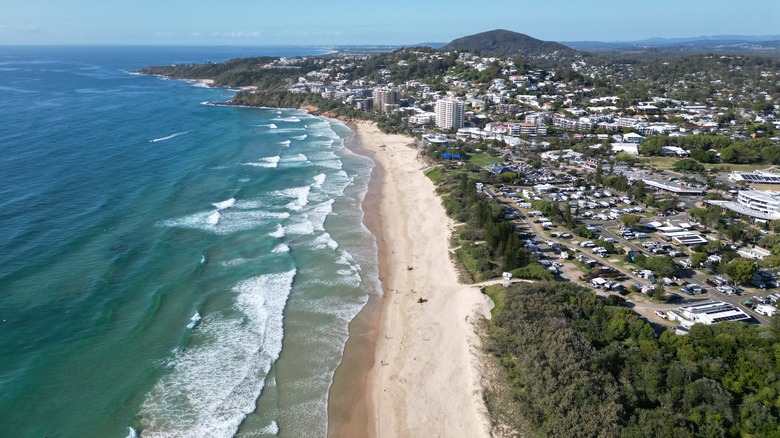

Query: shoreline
<box><xmin>326</xmin><ymin>121</ymin><xmax>385</xmax><ymax>437</ymax></box>
<box><xmin>328</xmin><ymin>120</ymin><xmax>493</xmax><ymax>437</ymax></box>
<box><xmin>132</xmin><ymin>76</ymin><xmax>492</xmax><ymax>434</ymax></box>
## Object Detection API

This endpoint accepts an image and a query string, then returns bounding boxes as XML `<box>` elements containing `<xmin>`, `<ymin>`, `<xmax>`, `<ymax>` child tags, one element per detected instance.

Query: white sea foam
<box><xmin>292</xmin><ymin>134</ymin><xmax>307</xmax><ymax>141</ymax></box>
<box><xmin>160</xmin><ymin>209</ymin><xmax>290</xmax><ymax>235</ymax></box>
<box><xmin>138</xmin><ymin>270</ymin><xmax>296</xmax><ymax>438</ymax></box>
<box><xmin>212</xmin><ymin>198</ymin><xmax>236</xmax><ymax>210</ymax></box>
<box><xmin>257</xmin><ymin>421</ymin><xmax>280</xmax><ymax>435</ymax></box>
<box><xmin>234</xmin><ymin>199</ymin><xmax>264</xmax><ymax>210</ymax></box>
<box><xmin>312</xmin><ymin>232</ymin><xmax>339</xmax><ymax>250</ymax></box>
<box><xmin>187</xmin><ymin>312</ymin><xmax>202</xmax><ymax>329</ymax></box>
<box><xmin>206</xmin><ymin>211</ymin><xmax>221</xmax><ymax>226</ymax></box>
<box><xmin>278</xmin><ymin>140</ymin><xmax>291</xmax><ymax>146</ymax></box>
<box><xmin>126</xmin><ymin>427</ymin><xmax>138</xmax><ymax>438</ymax></box>
<box><xmin>270</xmin><ymin>128</ymin><xmax>306</xmax><ymax>134</ymax></box>
<box><xmin>279</xmin><ymin>154</ymin><xmax>310</xmax><ymax>168</ymax></box>
<box><xmin>312</xmin><ymin>173</ymin><xmax>327</xmax><ymax>189</ymax></box>
<box><xmin>243</xmin><ymin>156</ymin><xmax>280</xmax><ymax>168</ymax></box>
<box><xmin>222</xmin><ymin>258</ymin><xmax>251</xmax><ymax>267</ymax></box>
<box><xmin>269</xmin><ymin>224</ymin><xmax>285</xmax><ymax>238</ymax></box>
<box><xmin>307</xmin><ymin>199</ymin><xmax>335</xmax><ymax>232</ymax></box>
<box><xmin>283</xmin><ymin>216</ymin><xmax>315</xmax><ymax>236</ymax></box>
<box><xmin>283</xmin><ymin>198</ymin><xmax>333</xmax><ymax>237</ymax></box>
<box><xmin>274</xmin><ymin>116</ymin><xmax>301</xmax><ymax>123</ymax></box>
<box><xmin>272</xmin><ymin>243</ymin><xmax>290</xmax><ymax>253</ymax></box>
<box><xmin>150</xmin><ymin>131</ymin><xmax>190</xmax><ymax>143</ymax></box>
<box><xmin>284</xmin><ymin>186</ymin><xmax>310</xmax><ymax>211</ymax></box>
<box><xmin>336</xmin><ymin>249</ymin><xmax>360</xmax><ymax>268</ymax></box>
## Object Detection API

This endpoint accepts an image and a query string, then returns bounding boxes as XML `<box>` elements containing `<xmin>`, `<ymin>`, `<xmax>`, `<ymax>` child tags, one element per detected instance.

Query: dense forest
<box><xmin>139</xmin><ymin>56</ymin><xmax>318</xmax><ymax>89</ymax></box>
<box><xmin>486</xmin><ymin>282</ymin><xmax>780</xmax><ymax>437</ymax></box>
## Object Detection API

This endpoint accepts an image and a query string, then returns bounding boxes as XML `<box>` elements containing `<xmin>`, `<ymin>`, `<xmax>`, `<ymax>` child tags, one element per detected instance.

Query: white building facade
<box><xmin>435</xmin><ymin>99</ymin><xmax>465</xmax><ymax>130</ymax></box>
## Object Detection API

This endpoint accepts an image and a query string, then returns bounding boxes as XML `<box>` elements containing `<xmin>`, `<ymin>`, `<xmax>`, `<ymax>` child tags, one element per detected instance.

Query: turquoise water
<box><xmin>0</xmin><ymin>46</ymin><xmax>379</xmax><ymax>437</ymax></box>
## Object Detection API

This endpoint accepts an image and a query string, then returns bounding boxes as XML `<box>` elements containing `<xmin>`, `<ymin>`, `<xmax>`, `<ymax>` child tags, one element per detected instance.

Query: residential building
<box><xmin>435</xmin><ymin>98</ymin><xmax>465</xmax><ymax>130</ymax></box>
<box><xmin>373</xmin><ymin>87</ymin><xmax>400</xmax><ymax>114</ymax></box>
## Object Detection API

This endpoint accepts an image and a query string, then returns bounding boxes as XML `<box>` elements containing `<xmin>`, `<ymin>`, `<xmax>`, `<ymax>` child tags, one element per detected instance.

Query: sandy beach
<box><xmin>330</xmin><ymin>121</ymin><xmax>493</xmax><ymax>437</ymax></box>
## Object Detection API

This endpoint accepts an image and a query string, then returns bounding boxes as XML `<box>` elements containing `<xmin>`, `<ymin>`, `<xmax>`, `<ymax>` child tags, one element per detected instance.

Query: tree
<box><xmin>631</xmin><ymin>180</ymin><xmax>647</xmax><ymax>203</ymax></box>
<box><xmin>619</xmin><ymin>214</ymin><xmax>641</xmax><ymax>229</ymax></box>
<box><xmin>644</xmin><ymin>256</ymin><xmax>676</xmax><ymax>279</ymax></box>
<box><xmin>595</xmin><ymin>161</ymin><xmax>604</xmax><ymax>186</ymax></box>
<box><xmin>691</xmin><ymin>252</ymin><xmax>708</xmax><ymax>268</ymax></box>
<box><xmin>656</xmin><ymin>197</ymin><xmax>679</xmax><ymax>213</ymax></box>
<box><xmin>724</xmin><ymin>257</ymin><xmax>756</xmax><ymax>284</ymax></box>
<box><xmin>672</xmin><ymin>158</ymin><xmax>705</xmax><ymax>173</ymax></box>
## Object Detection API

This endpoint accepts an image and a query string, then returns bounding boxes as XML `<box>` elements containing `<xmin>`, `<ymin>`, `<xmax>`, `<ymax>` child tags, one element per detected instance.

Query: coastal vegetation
<box><xmin>139</xmin><ymin>56</ymin><xmax>318</xmax><ymax>88</ymax></box>
<box><xmin>430</xmin><ymin>171</ymin><xmax>552</xmax><ymax>282</ymax></box>
<box><xmin>486</xmin><ymin>281</ymin><xmax>780</xmax><ymax>437</ymax></box>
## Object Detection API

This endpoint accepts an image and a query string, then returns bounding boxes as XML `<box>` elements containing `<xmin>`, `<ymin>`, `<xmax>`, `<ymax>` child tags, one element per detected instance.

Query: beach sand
<box><xmin>329</xmin><ymin>121</ymin><xmax>493</xmax><ymax>437</ymax></box>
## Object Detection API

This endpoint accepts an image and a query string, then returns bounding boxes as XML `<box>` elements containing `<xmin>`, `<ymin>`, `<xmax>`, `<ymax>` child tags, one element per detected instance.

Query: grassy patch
<box><xmin>570</xmin><ymin>259</ymin><xmax>591</xmax><ymax>275</ymax></box>
<box><xmin>424</xmin><ymin>166</ymin><xmax>446</xmax><ymax>183</ymax></box>
<box><xmin>467</xmin><ymin>153</ymin><xmax>504</xmax><ymax>167</ymax></box>
<box><xmin>641</xmin><ymin>157</ymin><xmax>774</xmax><ymax>172</ymax></box>
<box><xmin>710</xmin><ymin>163</ymin><xmax>773</xmax><ymax>172</ymax></box>
<box><xmin>640</xmin><ymin>157</ymin><xmax>680</xmax><ymax>168</ymax></box>
<box><xmin>483</xmin><ymin>284</ymin><xmax>508</xmax><ymax>317</ymax></box>
<box><xmin>455</xmin><ymin>247</ymin><xmax>480</xmax><ymax>283</ymax></box>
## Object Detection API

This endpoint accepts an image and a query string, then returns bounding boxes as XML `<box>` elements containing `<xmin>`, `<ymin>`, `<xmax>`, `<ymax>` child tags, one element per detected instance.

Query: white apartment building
<box><xmin>435</xmin><ymin>99</ymin><xmax>465</xmax><ymax>130</ymax></box>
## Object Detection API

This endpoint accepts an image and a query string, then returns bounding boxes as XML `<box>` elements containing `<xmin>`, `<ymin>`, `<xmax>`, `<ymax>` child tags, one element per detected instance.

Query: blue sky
<box><xmin>2</xmin><ymin>0</ymin><xmax>779</xmax><ymax>45</ymax></box>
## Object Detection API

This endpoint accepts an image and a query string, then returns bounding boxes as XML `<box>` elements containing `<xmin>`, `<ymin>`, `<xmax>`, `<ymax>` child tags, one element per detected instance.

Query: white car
<box><xmin>654</xmin><ymin>310</ymin><xmax>668</xmax><ymax>319</ymax></box>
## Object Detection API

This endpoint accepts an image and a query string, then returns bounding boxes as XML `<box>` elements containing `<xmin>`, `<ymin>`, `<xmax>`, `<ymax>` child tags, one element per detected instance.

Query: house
<box><xmin>609</xmin><ymin>143</ymin><xmax>640</xmax><ymax>155</ymax></box>
<box><xmin>622</xmin><ymin>132</ymin><xmax>645</xmax><ymax>144</ymax></box>
<box><xmin>488</xmin><ymin>164</ymin><xmax>516</xmax><ymax>175</ymax></box>
<box><xmin>661</xmin><ymin>146</ymin><xmax>689</xmax><ymax>157</ymax></box>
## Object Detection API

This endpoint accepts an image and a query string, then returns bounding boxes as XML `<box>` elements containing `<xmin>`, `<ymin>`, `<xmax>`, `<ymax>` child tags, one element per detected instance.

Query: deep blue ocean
<box><xmin>0</xmin><ymin>46</ymin><xmax>379</xmax><ymax>437</ymax></box>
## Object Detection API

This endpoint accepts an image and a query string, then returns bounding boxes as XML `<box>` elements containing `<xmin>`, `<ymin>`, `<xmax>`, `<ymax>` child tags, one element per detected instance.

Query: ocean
<box><xmin>0</xmin><ymin>46</ymin><xmax>379</xmax><ymax>437</ymax></box>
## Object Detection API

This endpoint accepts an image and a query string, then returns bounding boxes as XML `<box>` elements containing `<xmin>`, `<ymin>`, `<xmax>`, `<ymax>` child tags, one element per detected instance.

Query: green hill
<box><xmin>442</xmin><ymin>29</ymin><xmax>576</xmax><ymax>58</ymax></box>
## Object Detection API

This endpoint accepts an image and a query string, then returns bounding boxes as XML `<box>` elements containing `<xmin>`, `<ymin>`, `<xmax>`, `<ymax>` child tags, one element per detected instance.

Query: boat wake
<box><xmin>150</xmin><ymin>131</ymin><xmax>190</xmax><ymax>143</ymax></box>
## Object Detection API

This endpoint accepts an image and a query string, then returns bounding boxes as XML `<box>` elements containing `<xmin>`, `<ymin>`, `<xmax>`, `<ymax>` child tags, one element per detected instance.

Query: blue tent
<box><xmin>441</xmin><ymin>153</ymin><xmax>452</xmax><ymax>159</ymax></box>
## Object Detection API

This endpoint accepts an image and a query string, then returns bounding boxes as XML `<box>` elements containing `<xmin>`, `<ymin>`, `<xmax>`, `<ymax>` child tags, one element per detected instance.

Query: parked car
<box><xmin>655</xmin><ymin>310</ymin><xmax>668</xmax><ymax>319</ymax></box>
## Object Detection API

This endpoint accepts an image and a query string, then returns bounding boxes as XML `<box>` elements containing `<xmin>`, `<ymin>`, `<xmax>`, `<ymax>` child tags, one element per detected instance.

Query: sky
<box><xmin>1</xmin><ymin>0</ymin><xmax>779</xmax><ymax>46</ymax></box>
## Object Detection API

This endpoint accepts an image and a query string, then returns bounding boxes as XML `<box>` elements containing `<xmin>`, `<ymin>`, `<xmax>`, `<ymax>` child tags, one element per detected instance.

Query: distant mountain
<box><xmin>565</xmin><ymin>35</ymin><xmax>780</xmax><ymax>55</ymax></box>
<box><xmin>636</xmin><ymin>35</ymin><xmax>780</xmax><ymax>45</ymax></box>
<box><xmin>441</xmin><ymin>29</ymin><xmax>576</xmax><ymax>58</ymax></box>
<box><xmin>412</xmin><ymin>42</ymin><xmax>448</xmax><ymax>49</ymax></box>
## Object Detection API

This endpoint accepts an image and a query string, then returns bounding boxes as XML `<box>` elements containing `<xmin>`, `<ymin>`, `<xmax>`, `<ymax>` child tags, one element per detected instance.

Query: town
<box><xmin>197</xmin><ymin>32</ymin><xmax>780</xmax><ymax>333</ymax></box>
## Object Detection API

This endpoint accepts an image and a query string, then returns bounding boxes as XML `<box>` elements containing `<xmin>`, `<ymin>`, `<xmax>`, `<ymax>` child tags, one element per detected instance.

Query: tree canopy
<box><xmin>487</xmin><ymin>282</ymin><xmax>780</xmax><ymax>438</ymax></box>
